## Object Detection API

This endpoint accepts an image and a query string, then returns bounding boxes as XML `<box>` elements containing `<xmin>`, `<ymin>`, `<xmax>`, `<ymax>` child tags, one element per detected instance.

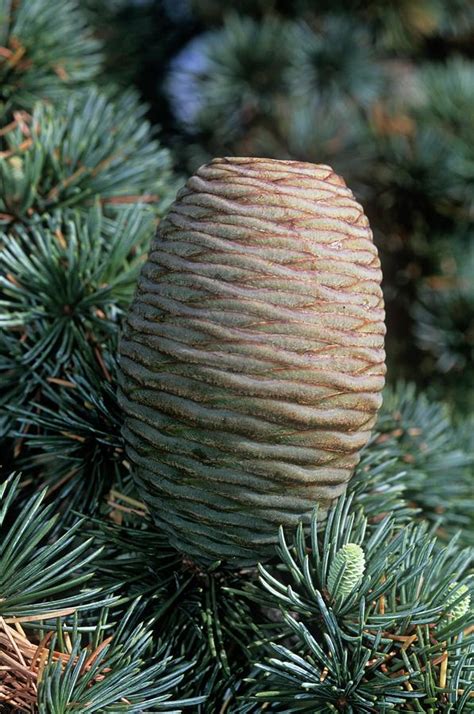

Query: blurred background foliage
<box><xmin>83</xmin><ymin>0</ymin><xmax>474</xmax><ymax>413</ymax></box>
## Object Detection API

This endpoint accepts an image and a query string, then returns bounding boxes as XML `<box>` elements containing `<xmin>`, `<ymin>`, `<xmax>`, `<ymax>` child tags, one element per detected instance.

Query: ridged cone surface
<box><xmin>118</xmin><ymin>157</ymin><xmax>386</xmax><ymax>567</ymax></box>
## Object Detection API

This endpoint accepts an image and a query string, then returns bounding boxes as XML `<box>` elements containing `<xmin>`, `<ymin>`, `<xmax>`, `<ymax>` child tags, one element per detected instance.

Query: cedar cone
<box><xmin>118</xmin><ymin>157</ymin><xmax>386</xmax><ymax>567</ymax></box>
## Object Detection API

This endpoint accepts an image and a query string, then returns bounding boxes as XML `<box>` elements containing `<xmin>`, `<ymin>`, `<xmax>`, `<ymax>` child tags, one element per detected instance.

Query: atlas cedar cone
<box><xmin>118</xmin><ymin>157</ymin><xmax>386</xmax><ymax>567</ymax></box>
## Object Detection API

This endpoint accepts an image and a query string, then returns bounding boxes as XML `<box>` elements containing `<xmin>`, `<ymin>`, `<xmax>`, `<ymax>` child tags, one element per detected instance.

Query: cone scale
<box><xmin>118</xmin><ymin>157</ymin><xmax>386</xmax><ymax>567</ymax></box>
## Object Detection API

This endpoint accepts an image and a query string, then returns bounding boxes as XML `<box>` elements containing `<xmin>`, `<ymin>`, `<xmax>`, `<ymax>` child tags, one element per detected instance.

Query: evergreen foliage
<box><xmin>249</xmin><ymin>499</ymin><xmax>473</xmax><ymax>711</ymax></box>
<box><xmin>0</xmin><ymin>1</ymin><xmax>472</xmax><ymax>712</ymax></box>
<box><xmin>0</xmin><ymin>0</ymin><xmax>102</xmax><ymax>119</ymax></box>
<box><xmin>364</xmin><ymin>383</ymin><xmax>474</xmax><ymax>546</ymax></box>
<box><xmin>166</xmin><ymin>15</ymin><xmax>292</xmax><ymax>142</ymax></box>
<box><xmin>287</xmin><ymin>17</ymin><xmax>383</xmax><ymax>108</ymax></box>
<box><xmin>0</xmin><ymin>474</ymin><xmax>103</xmax><ymax>621</ymax></box>
<box><xmin>0</xmin><ymin>90</ymin><xmax>173</xmax><ymax>227</ymax></box>
<box><xmin>36</xmin><ymin>604</ymin><xmax>205</xmax><ymax>713</ymax></box>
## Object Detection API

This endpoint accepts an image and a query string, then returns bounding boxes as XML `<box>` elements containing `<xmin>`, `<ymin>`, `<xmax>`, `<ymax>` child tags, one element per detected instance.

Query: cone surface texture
<box><xmin>118</xmin><ymin>157</ymin><xmax>386</xmax><ymax>566</ymax></box>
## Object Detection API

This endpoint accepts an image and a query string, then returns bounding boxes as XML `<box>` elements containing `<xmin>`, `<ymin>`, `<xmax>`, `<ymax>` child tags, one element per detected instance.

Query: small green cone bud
<box><xmin>8</xmin><ymin>156</ymin><xmax>24</xmax><ymax>184</ymax></box>
<box><xmin>327</xmin><ymin>543</ymin><xmax>365</xmax><ymax>598</ymax></box>
<box><xmin>445</xmin><ymin>582</ymin><xmax>470</xmax><ymax>621</ymax></box>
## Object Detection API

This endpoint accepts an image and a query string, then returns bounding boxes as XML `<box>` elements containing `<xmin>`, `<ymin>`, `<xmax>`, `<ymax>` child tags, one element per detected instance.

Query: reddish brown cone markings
<box><xmin>118</xmin><ymin>157</ymin><xmax>386</xmax><ymax>566</ymax></box>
